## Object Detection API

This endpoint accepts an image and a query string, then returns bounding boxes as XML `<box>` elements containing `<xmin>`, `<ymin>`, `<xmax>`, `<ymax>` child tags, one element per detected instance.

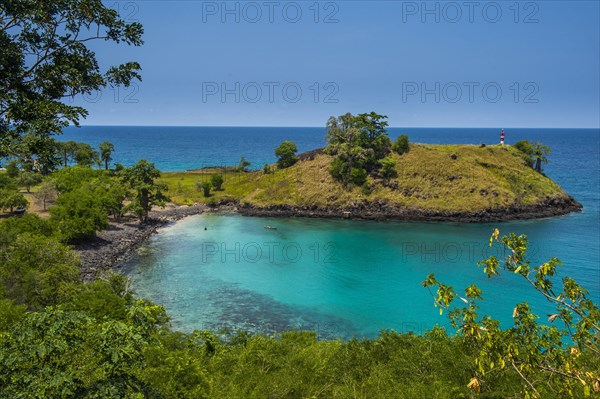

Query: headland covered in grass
<box><xmin>160</xmin><ymin>143</ymin><xmax>581</xmax><ymax>222</ymax></box>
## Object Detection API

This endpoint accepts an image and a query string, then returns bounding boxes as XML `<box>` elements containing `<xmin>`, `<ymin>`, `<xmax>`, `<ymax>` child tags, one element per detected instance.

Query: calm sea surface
<box><xmin>63</xmin><ymin>126</ymin><xmax>600</xmax><ymax>338</ymax></box>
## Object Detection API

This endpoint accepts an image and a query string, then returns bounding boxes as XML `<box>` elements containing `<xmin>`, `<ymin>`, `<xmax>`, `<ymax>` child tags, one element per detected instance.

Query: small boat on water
<box><xmin>264</xmin><ymin>225</ymin><xmax>277</xmax><ymax>230</ymax></box>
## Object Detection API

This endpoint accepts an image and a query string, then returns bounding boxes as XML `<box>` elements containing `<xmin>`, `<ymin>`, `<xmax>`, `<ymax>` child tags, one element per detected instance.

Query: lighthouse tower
<box><xmin>500</xmin><ymin>129</ymin><xmax>505</xmax><ymax>145</ymax></box>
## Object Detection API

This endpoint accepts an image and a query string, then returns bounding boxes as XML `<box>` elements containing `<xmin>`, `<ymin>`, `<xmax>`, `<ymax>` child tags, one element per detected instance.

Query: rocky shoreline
<box><xmin>75</xmin><ymin>204</ymin><xmax>206</xmax><ymax>282</ymax></box>
<box><xmin>236</xmin><ymin>195</ymin><xmax>583</xmax><ymax>223</ymax></box>
<box><xmin>75</xmin><ymin>196</ymin><xmax>582</xmax><ymax>281</ymax></box>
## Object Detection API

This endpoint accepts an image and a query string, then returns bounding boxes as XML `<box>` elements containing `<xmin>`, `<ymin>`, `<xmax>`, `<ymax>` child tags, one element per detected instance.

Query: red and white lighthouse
<box><xmin>500</xmin><ymin>129</ymin><xmax>505</xmax><ymax>145</ymax></box>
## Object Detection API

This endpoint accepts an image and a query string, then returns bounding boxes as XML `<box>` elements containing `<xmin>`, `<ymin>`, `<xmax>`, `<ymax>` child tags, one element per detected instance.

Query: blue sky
<box><xmin>75</xmin><ymin>1</ymin><xmax>600</xmax><ymax>127</ymax></box>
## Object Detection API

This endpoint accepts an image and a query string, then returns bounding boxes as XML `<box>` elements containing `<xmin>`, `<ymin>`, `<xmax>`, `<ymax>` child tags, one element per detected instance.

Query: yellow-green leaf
<box><xmin>514</xmin><ymin>265</ymin><xmax>522</xmax><ymax>274</ymax></box>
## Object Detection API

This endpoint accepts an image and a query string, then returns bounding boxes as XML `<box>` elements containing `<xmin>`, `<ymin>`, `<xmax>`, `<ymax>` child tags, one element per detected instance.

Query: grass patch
<box><xmin>160</xmin><ymin>144</ymin><xmax>567</xmax><ymax>213</ymax></box>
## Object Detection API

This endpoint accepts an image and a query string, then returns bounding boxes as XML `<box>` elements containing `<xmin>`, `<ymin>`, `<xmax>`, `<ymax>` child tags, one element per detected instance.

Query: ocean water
<box><xmin>67</xmin><ymin>126</ymin><xmax>599</xmax><ymax>339</ymax></box>
<box><xmin>60</xmin><ymin>126</ymin><xmax>598</xmax><ymax>173</ymax></box>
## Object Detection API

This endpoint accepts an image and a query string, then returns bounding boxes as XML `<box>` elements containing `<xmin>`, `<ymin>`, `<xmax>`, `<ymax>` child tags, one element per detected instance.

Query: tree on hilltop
<box><xmin>532</xmin><ymin>142</ymin><xmax>551</xmax><ymax>173</ymax></box>
<box><xmin>513</xmin><ymin>140</ymin><xmax>551</xmax><ymax>173</ymax></box>
<box><xmin>275</xmin><ymin>141</ymin><xmax>298</xmax><ymax>169</ymax></box>
<box><xmin>325</xmin><ymin>112</ymin><xmax>392</xmax><ymax>186</ymax></box>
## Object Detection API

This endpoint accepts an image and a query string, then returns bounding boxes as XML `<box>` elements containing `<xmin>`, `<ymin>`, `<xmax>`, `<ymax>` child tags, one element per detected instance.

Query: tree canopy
<box><xmin>275</xmin><ymin>141</ymin><xmax>298</xmax><ymax>169</ymax></box>
<box><xmin>99</xmin><ymin>141</ymin><xmax>115</xmax><ymax>170</ymax></box>
<box><xmin>122</xmin><ymin>160</ymin><xmax>169</xmax><ymax>222</ymax></box>
<box><xmin>514</xmin><ymin>140</ymin><xmax>551</xmax><ymax>173</ymax></box>
<box><xmin>0</xmin><ymin>0</ymin><xmax>143</xmax><ymax>158</ymax></box>
<box><xmin>325</xmin><ymin>112</ymin><xmax>392</xmax><ymax>186</ymax></box>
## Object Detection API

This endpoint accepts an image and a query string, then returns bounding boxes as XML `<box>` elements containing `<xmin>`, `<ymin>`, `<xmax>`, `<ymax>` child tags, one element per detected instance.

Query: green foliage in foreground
<box><xmin>0</xmin><ymin>208</ymin><xmax>598</xmax><ymax>398</ymax></box>
<box><xmin>423</xmin><ymin>230</ymin><xmax>600</xmax><ymax>398</ymax></box>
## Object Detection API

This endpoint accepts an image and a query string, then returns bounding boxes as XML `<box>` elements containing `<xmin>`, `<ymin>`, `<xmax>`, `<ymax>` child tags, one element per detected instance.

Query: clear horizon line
<box><xmin>74</xmin><ymin>124</ymin><xmax>600</xmax><ymax>129</ymax></box>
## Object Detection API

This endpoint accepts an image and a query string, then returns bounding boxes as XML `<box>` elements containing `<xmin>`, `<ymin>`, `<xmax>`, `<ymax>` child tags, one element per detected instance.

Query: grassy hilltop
<box><xmin>160</xmin><ymin>143</ymin><xmax>579</xmax><ymax>219</ymax></box>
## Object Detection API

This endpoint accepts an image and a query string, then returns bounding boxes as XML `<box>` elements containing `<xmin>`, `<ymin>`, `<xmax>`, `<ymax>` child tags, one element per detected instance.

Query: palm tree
<box><xmin>99</xmin><ymin>141</ymin><xmax>115</xmax><ymax>170</ymax></box>
<box><xmin>58</xmin><ymin>140</ymin><xmax>79</xmax><ymax>167</ymax></box>
<box><xmin>532</xmin><ymin>142</ymin><xmax>551</xmax><ymax>173</ymax></box>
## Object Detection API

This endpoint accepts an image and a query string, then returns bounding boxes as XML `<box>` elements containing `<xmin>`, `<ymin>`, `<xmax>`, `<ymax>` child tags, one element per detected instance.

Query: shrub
<box><xmin>393</xmin><ymin>135</ymin><xmax>410</xmax><ymax>155</ymax></box>
<box><xmin>350</xmin><ymin>167</ymin><xmax>367</xmax><ymax>186</ymax></box>
<box><xmin>50</xmin><ymin>187</ymin><xmax>108</xmax><ymax>243</ymax></box>
<box><xmin>238</xmin><ymin>157</ymin><xmax>251</xmax><ymax>172</ymax></box>
<box><xmin>330</xmin><ymin>161</ymin><xmax>368</xmax><ymax>187</ymax></box>
<box><xmin>201</xmin><ymin>181</ymin><xmax>212</xmax><ymax>197</ymax></box>
<box><xmin>0</xmin><ymin>214</ymin><xmax>53</xmax><ymax>248</ymax></box>
<box><xmin>0</xmin><ymin>234</ymin><xmax>80</xmax><ymax>309</ymax></box>
<box><xmin>329</xmin><ymin>157</ymin><xmax>348</xmax><ymax>183</ymax></box>
<box><xmin>211</xmin><ymin>174</ymin><xmax>224</xmax><ymax>191</ymax></box>
<box><xmin>513</xmin><ymin>140</ymin><xmax>532</xmax><ymax>156</ymax></box>
<box><xmin>379</xmin><ymin>156</ymin><xmax>398</xmax><ymax>179</ymax></box>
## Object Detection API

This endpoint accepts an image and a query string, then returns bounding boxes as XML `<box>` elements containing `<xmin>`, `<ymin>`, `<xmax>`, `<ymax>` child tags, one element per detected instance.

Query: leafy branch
<box><xmin>422</xmin><ymin>229</ymin><xmax>600</xmax><ymax>398</ymax></box>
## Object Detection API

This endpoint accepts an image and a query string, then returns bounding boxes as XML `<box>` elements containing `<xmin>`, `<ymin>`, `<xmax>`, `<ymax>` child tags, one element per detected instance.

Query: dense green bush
<box><xmin>393</xmin><ymin>134</ymin><xmax>410</xmax><ymax>155</ymax></box>
<box><xmin>379</xmin><ymin>156</ymin><xmax>398</xmax><ymax>179</ymax></box>
<box><xmin>325</xmin><ymin>112</ymin><xmax>392</xmax><ymax>186</ymax></box>
<box><xmin>275</xmin><ymin>141</ymin><xmax>298</xmax><ymax>169</ymax></box>
<box><xmin>52</xmin><ymin>166</ymin><xmax>105</xmax><ymax>193</ymax></box>
<box><xmin>210</xmin><ymin>173</ymin><xmax>224</xmax><ymax>190</ymax></box>
<box><xmin>201</xmin><ymin>181</ymin><xmax>212</xmax><ymax>197</ymax></box>
<box><xmin>50</xmin><ymin>186</ymin><xmax>109</xmax><ymax>242</ymax></box>
<box><xmin>0</xmin><ymin>303</ymin><xmax>168</xmax><ymax>399</ymax></box>
<box><xmin>62</xmin><ymin>273</ymin><xmax>133</xmax><ymax>321</ymax></box>
<box><xmin>0</xmin><ymin>234</ymin><xmax>80</xmax><ymax>310</ymax></box>
<box><xmin>0</xmin><ymin>213</ymin><xmax>53</xmax><ymax>246</ymax></box>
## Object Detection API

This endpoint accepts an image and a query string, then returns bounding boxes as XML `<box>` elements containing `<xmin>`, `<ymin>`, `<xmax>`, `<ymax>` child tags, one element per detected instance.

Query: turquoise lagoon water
<box><xmin>124</xmin><ymin>212</ymin><xmax>599</xmax><ymax>339</ymax></box>
<box><xmin>67</xmin><ymin>126</ymin><xmax>598</xmax><ymax>339</ymax></box>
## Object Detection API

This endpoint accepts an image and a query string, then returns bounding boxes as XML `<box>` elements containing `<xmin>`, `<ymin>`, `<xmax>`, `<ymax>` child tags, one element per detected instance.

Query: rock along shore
<box><xmin>236</xmin><ymin>195</ymin><xmax>582</xmax><ymax>223</ymax></box>
<box><xmin>75</xmin><ymin>196</ymin><xmax>582</xmax><ymax>281</ymax></box>
<box><xmin>75</xmin><ymin>204</ymin><xmax>206</xmax><ymax>282</ymax></box>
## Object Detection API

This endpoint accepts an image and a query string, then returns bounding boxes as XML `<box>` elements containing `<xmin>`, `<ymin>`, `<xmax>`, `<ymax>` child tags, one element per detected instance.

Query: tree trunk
<box><xmin>535</xmin><ymin>158</ymin><xmax>542</xmax><ymax>173</ymax></box>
